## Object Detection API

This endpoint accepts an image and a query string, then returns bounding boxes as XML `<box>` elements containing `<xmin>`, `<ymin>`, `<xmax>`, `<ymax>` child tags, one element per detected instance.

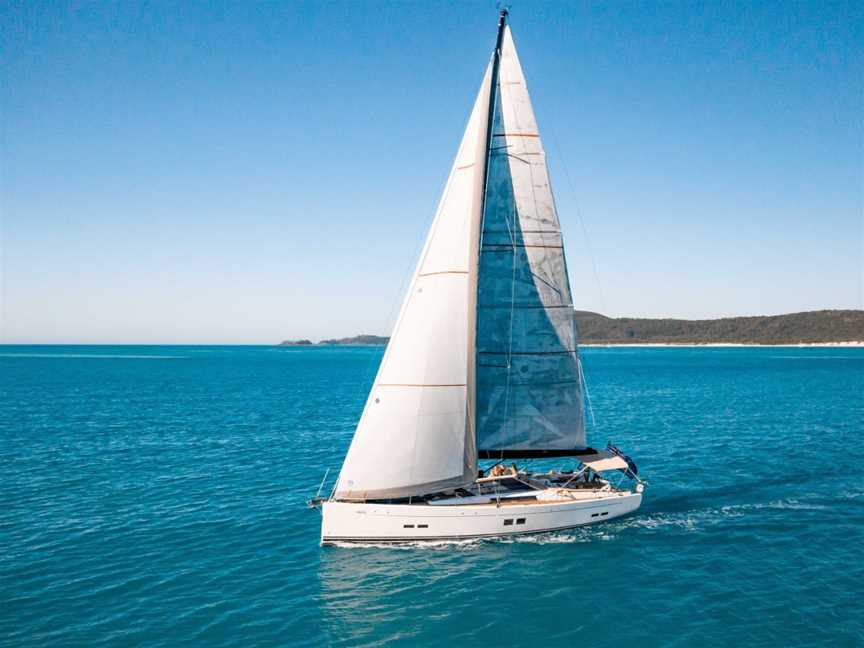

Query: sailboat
<box><xmin>313</xmin><ymin>10</ymin><xmax>644</xmax><ymax>544</ymax></box>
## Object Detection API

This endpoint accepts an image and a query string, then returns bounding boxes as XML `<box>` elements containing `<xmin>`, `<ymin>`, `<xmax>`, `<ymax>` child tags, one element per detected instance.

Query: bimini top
<box><xmin>577</xmin><ymin>450</ymin><xmax>630</xmax><ymax>473</ymax></box>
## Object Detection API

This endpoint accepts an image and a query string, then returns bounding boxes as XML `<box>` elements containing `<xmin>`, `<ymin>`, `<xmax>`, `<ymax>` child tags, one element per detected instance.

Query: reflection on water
<box><xmin>319</xmin><ymin>543</ymin><xmax>489</xmax><ymax>645</ymax></box>
<box><xmin>316</xmin><ymin>519</ymin><xmax>668</xmax><ymax>645</ymax></box>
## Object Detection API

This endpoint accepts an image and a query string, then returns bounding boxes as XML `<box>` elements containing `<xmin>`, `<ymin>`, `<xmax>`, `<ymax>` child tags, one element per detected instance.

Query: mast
<box><xmin>464</xmin><ymin>10</ymin><xmax>508</xmax><ymax>477</ymax></box>
<box><xmin>465</xmin><ymin>9</ymin><xmax>508</xmax><ymax>469</ymax></box>
<box><xmin>480</xmin><ymin>9</ymin><xmax>508</xmax><ymax>212</ymax></box>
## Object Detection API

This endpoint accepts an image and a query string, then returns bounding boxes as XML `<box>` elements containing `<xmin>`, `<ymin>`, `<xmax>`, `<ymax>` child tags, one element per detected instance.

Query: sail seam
<box><xmin>417</xmin><ymin>271</ymin><xmax>469</xmax><ymax>277</ymax></box>
<box><xmin>484</xmin><ymin>229</ymin><xmax>561</xmax><ymax>234</ymax></box>
<box><xmin>479</xmin><ymin>350</ymin><xmax>577</xmax><ymax>355</ymax></box>
<box><xmin>377</xmin><ymin>383</ymin><xmax>467</xmax><ymax>387</ymax></box>
<box><xmin>478</xmin><ymin>304</ymin><xmax>574</xmax><ymax>310</ymax></box>
<box><xmin>481</xmin><ymin>244</ymin><xmax>564</xmax><ymax>250</ymax></box>
<box><xmin>474</xmin><ymin>377</ymin><xmax>582</xmax><ymax>385</ymax></box>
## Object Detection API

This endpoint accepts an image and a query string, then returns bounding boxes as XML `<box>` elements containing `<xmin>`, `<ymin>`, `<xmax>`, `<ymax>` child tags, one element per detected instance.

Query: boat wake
<box><xmin>327</xmin><ymin>538</ymin><xmax>485</xmax><ymax>551</ymax></box>
<box><xmin>614</xmin><ymin>496</ymin><xmax>831</xmax><ymax>533</ymax></box>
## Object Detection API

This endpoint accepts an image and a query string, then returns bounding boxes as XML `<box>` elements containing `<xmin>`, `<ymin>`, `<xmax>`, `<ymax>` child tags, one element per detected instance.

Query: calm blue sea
<box><xmin>2</xmin><ymin>346</ymin><xmax>863</xmax><ymax>646</ymax></box>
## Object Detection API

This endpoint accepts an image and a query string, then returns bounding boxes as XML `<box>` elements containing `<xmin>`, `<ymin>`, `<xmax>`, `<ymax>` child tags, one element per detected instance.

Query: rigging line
<box><xmin>545</xmin><ymin>118</ymin><xmax>608</xmax><ymax>318</ymax></box>
<box><xmin>350</xmin><ymin>135</ymin><xmax>460</xmax><ymax>412</ymax></box>
<box><xmin>578</xmin><ymin>354</ymin><xmax>597</xmax><ymax>431</ymax></box>
<box><xmin>542</xmin><ymin>117</ymin><xmax>604</xmax><ymax>442</ymax></box>
<box><xmin>502</xmin><ymin>197</ymin><xmax>518</xmax><ymax>432</ymax></box>
<box><xmin>530</xmin><ymin>269</ymin><xmax>562</xmax><ymax>297</ymax></box>
<box><xmin>506</xmin><ymin>153</ymin><xmax>532</xmax><ymax>165</ymax></box>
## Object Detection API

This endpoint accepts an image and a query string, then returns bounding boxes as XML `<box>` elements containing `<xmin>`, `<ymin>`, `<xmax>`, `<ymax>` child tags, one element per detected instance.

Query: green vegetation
<box><xmin>575</xmin><ymin>309</ymin><xmax>864</xmax><ymax>345</ymax></box>
<box><xmin>318</xmin><ymin>335</ymin><xmax>390</xmax><ymax>346</ymax></box>
<box><xmin>279</xmin><ymin>335</ymin><xmax>389</xmax><ymax>346</ymax></box>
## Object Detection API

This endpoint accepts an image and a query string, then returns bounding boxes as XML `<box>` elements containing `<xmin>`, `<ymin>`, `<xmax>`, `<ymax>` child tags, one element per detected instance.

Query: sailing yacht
<box><xmin>313</xmin><ymin>11</ymin><xmax>643</xmax><ymax>544</ymax></box>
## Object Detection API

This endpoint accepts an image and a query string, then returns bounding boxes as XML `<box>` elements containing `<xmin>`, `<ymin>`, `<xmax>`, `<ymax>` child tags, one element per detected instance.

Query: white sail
<box><xmin>475</xmin><ymin>27</ymin><xmax>586</xmax><ymax>455</ymax></box>
<box><xmin>334</xmin><ymin>65</ymin><xmax>492</xmax><ymax>500</ymax></box>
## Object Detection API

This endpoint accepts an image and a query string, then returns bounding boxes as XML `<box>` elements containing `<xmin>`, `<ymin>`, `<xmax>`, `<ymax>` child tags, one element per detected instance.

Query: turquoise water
<box><xmin>2</xmin><ymin>346</ymin><xmax>863</xmax><ymax>646</ymax></box>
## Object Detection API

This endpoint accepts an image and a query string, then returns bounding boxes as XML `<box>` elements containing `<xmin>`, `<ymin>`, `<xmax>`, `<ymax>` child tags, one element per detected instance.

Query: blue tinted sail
<box><xmin>475</xmin><ymin>27</ymin><xmax>585</xmax><ymax>455</ymax></box>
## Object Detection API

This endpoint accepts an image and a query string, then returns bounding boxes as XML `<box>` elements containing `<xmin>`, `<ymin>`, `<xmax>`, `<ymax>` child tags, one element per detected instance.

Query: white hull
<box><xmin>321</xmin><ymin>490</ymin><xmax>642</xmax><ymax>544</ymax></box>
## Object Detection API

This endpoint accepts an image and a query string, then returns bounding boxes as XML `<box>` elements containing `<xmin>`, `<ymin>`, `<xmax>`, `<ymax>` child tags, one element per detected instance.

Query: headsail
<box><xmin>475</xmin><ymin>26</ymin><xmax>586</xmax><ymax>457</ymax></box>
<box><xmin>334</xmin><ymin>65</ymin><xmax>493</xmax><ymax>500</ymax></box>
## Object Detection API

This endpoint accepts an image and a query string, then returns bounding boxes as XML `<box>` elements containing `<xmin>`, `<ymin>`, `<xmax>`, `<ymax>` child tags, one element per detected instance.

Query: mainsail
<box><xmin>475</xmin><ymin>26</ymin><xmax>585</xmax><ymax>457</ymax></box>
<box><xmin>335</xmin><ymin>14</ymin><xmax>584</xmax><ymax>500</ymax></box>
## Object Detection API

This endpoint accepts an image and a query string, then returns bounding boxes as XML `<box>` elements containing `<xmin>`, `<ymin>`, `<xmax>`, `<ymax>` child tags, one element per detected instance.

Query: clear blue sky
<box><xmin>2</xmin><ymin>1</ymin><xmax>862</xmax><ymax>343</ymax></box>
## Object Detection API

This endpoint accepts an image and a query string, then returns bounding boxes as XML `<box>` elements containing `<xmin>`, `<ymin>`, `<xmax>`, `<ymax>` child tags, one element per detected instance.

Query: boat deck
<box><xmin>425</xmin><ymin>487</ymin><xmax>629</xmax><ymax>508</ymax></box>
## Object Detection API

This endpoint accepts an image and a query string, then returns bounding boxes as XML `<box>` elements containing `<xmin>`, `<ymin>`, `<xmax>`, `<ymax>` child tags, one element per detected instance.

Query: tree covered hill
<box><xmin>574</xmin><ymin>309</ymin><xmax>864</xmax><ymax>344</ymax></box>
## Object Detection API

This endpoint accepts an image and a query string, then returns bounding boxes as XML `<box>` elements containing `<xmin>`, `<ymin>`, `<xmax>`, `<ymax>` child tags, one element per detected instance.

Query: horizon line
<box><xmin>1</xmin><ymin>307</ymin><xmax>861</xmax><ymax>346</ymax></box>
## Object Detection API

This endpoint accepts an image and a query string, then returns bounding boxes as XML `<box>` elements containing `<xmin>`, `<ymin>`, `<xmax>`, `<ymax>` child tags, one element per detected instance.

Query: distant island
<box><xmin>280</xmin><ymin>334</ymin><xmax>389</xmax><ymax>347</ymax></box>
<box><xmin>280</xmin><ymin>309</ymin><xmax>864</xmax><ymax>346</ymax></box>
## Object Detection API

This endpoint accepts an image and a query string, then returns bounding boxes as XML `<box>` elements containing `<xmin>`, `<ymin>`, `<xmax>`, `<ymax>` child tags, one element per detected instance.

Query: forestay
<box><xmin>334</xmin><ymin>65</ymin><xmax>493</xmax><ymax>501</ymax></box>
<box><xmin>475</xmin><ymin>27</ymin><xmax>586</xmax><ymax>456</ymax></box>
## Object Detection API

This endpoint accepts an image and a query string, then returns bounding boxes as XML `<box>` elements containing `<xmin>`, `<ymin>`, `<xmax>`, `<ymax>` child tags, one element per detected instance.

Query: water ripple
<box><xmin>2</xmin><ymin>345</ymin><xmax>863</xmax><ymax>647</ymax></box>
